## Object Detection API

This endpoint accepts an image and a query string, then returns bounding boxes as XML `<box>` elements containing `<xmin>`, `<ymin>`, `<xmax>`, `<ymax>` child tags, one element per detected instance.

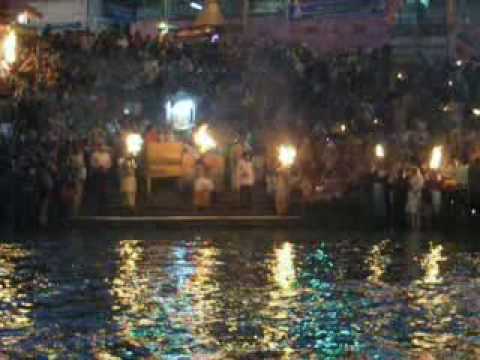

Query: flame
<box><xmin>3</xmin><ymin>30</ymin><xmax>16</xmax><ymax>66</ymax></box>
<box><xmin>429</xmin><ymin>146</ymin><xmax>443</xmax><ymax>170</ymax></box>
<box><xmin>126</xmin><ymin>133</ymin><xmax>143</xmax><ymax>156</ymax></box>
<box><xmin>193</xmin><ymin>124</ymin><xmax>216</xmax><ymax>154</ymax></box>
<box><xmin>278</xmin><ymin>144</ymin><xmax>297</xmax><ymax>168</ymax></box>
<box><xmin>375</xmin><ymin>144</ymin><xmax>385</xmax><ymax>159</ymax></box>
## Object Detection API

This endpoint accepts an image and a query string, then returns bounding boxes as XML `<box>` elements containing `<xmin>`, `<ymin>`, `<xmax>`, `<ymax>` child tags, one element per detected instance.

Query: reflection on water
<box><xmin>420</xmin><ymin>243</ymin><xmax>447</xmax><ymax>285</ymax></box>
<box><xmin>274</xmin><ymin>242</ymin><xmax>296</xmax><ymax>292</ymax></box>
<box><xmin>366</xmin><ymin>239</ymin><xmax>391</xmax><ymax>285</ymax></box>
<box><xmin>0</xmin><ymin>230</ymin><xmax>480</xmax><ymax>358</ymax></box>
<box><xmin>409</xmin><ymin>243</ymin><xmax>457</xmax><ymax>354</ymax></box>
<box><xmin>0</xmin><ymin>244</ymin><xmax>33</xmax><ymax>348</ymax></box>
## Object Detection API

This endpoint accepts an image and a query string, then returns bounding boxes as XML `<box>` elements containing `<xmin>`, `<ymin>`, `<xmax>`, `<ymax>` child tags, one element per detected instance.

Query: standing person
<box><xmin>118</xmin><ymin>154</ymin><xmax>137</xmax><ymax>212</ymax></box>
<box><xmin>275</xmin><ymin>170</ymin><xmax>290</xmax><ymax>216</ymax></box>
<box><xmin>144</xmin><ymin>124</ymin><xmax>159</xmax><ymax>143</ymax></box>
<box><xmin>469</xmin><ymin>157</ymin><xmax>480</xmax><ymax>214</ymax></box>
<box><xmin>194</xmin><ymin>165</ymin><xmax>214</xmax><ymax>211</ymax></box>
<box><xmin>69</xmin><ymin>141</ymin><xmax>87</xmax><ymax>216</ymax></box>
<box><xmin>89</xmin><ymin>142</ymin><xmax>112</xmax><ymax>215</ymax></box>
<box><xmin>237</xmin><ymin>152</ymin><xmax>255</xmax><ymax>208</ymax></box>
<box><xmin>406</xmin><ymin>167</ymin><xmax>425</xmax><ymax>230</ymax></box>
<box><xmin>392</xmin><ymin>166</ymin><xmax>408</xmax><ymax>229</ymax></box>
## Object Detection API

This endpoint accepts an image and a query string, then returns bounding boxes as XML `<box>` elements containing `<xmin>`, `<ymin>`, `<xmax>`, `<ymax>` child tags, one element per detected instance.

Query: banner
<box><xmin>289</xmin><ymin>0</ymin><xmax>386</xmax><ymax>20</ymax></box>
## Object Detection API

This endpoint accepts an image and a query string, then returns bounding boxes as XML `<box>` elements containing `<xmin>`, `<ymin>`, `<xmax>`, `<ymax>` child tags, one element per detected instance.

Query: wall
<box><xmin>28</xmin><ymin>0</ymin><xmax>104</xmax><ymax>30</ymax></box>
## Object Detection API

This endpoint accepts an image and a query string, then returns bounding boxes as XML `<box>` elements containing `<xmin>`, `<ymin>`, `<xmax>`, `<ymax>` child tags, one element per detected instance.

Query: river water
<box><xmin>0</xmin><ymin>228</ymin><xmax>479</xmax><ymax>359</ymax></box>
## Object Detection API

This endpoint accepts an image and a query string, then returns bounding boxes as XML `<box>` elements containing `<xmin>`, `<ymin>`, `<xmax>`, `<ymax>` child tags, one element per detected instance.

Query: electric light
<box><xmin>190</xmin><ymin>2</ymin><xmax>203</xmax><ymax>10</ymax></box>
<box><xmin>456</xmin><ymin>59</ymin><xmax>463</xmax><ymax>67</ymax></box>
<box><xmin>472</xmin><ymin>108</ymin><xmax>480</xmax><ymax>117</ymax></box>
<box><xmin>340</xmin><ymin>124</ymin><xmax>347</xmax><ymax>133</ymax></box>
<box><xmin>397</xmin><ymin>72</ymin><xmax>405</xmax><ymax>80</ymax></box>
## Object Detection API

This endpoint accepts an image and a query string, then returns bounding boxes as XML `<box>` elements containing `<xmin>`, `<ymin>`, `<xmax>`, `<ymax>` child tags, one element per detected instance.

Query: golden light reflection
<box><xmin>111</xmin><ymin>240</ymin><xmax>147</xmax><ymax>338</ymax></box>
<box><xmin>421</xmin><ymin>243</ymin><xmax>447</xmax><ymax>285</ymax></box>
<box><xmin>274</xmin><ymin>242</ymin><xmax>296</xmax><ymax>291</ymax></box>
<box><xmin>410</xmin><ymin>243</ymin><xmax>456</xmax><ymax>352</ymax></box>
<box><xmin>262</xmin><ymin>242</ymin><xmax>297</xmax><ymax>355</ymax></box>
<box><xmin>366</xmin><ymin>240</ymin><xmax>390</xmax><ymax>285</ymax></box>
<box><xmin>184</xmin><ymin>245</ymin><xmax>221</xmax><ymax>347</ymax></box>
<box><xmin>0</xmin><ymin>245</ymin><xmax>33</xmax><ymax>347</ymax></box>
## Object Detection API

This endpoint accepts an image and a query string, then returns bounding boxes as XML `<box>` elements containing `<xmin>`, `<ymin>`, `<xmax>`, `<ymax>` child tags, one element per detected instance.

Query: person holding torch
<box><xmin>118</xmin><ymin>133</ymin><xmax>143</xmax><ymax>211</ymax></box>
<box><xmin>275</xmin><ymin>144</ymin><xmax>297</xmax><ymax>216</ymax></box>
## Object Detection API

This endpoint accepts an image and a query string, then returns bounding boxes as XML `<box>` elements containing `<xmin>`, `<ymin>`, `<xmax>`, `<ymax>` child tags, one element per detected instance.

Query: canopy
<box><xmin>193</xmin><ymin>0</ymin><xmax>225</xmax><ymax>27</ymax></box>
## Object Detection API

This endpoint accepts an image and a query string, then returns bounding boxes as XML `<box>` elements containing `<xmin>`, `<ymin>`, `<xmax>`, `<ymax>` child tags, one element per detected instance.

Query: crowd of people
<box><xmin>3</xmin><ymin>26</ymin><xmax>480</xmax><ymax>229</ymax></box>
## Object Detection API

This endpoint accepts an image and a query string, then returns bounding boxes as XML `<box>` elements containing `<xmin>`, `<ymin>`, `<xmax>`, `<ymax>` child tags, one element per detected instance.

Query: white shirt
<box><xmin>237</xmin><ymin>159</ymin><xmax>255</xmax><ymax>187</ymax></box>
<box><xmin>91</xmin><ymin>150</ymin><xmax>112</xmax><ymax>170</ymax></box>
<box><xmin>195</xmin><ymin>177</ymin><xmax>214</xmax><ymax>192</ymax></box>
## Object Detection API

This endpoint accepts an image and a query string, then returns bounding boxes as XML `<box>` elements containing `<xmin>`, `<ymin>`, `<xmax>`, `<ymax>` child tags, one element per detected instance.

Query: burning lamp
<box><xmin>429</xmin><ymin>145</ymin><xmax>443</xmax><ymax>170</ymax></box>
<box><xmin>126</xmin><ymin>133</ymin><xmax>143</xmax><ymax>156</ymax></box>
<box><xmin>340</xmin><ymin>124</ymin><xmax>347</xmax><ymax>133</ymax></box>
<box><xmin>193</xmin><ymin>124</ymin><xmax>216</xmax><ymax>154</ymax></box>
<box><xmin>278</xmin><ymin>144</ymin><xmax>297</xmax><ymax>169</ymax></box>
<box><xmin>396</xmin><ymin>72</ymin><xmax>405</xmax><ymax>81</ymax></box>
<box><xmin>3</xmin><ymin>30</ymin><xmax>17</xmax><ymax>67</ymax></box>
<box><xmin>375</xmin><ymin>144</ymin><xmax>385</xmax><ymax>159</ymax></box>
<box><xmin>472</xmin><ymin>108</ymin><xmax>480</xmax><ymax>117</ymax></box>
<box><xmin>456</xmin><ymin>60</ymin><xmax>463</xmax><ymax>67</ymax></box>
<box><xmin>17</xmin><ymin>12</ymin><xmax>28</xmax><ymax>25</ymax></box>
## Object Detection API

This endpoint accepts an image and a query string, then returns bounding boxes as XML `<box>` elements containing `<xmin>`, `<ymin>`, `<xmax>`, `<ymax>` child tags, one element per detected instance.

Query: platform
<box><xmin>72</xmin><ymin>215</ymin><xmax>303</xmax><ymax>227</ymax></box>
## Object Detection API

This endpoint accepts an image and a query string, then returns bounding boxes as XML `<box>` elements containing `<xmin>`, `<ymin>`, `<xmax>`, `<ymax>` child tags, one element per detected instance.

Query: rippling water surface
<box><xmin>1</xmin><ymin>229</ymin><xmax>480</xmax><ymax>359</ymax></box>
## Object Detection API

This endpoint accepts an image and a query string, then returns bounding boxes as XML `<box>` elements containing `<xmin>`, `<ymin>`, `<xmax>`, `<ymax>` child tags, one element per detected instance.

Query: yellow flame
<box><xmin>126</xmin><ymin>133</ymin><xmax>143</xmax><ymax>156</ymax></box>
<box><xmin>375</xmin><ymin>144</ymin><xmax>385</xmax><ymax>159</ymax></box>
<box><xmin>278</xmin><ymin>144</ymin><xmax>297</xmax><ymax>168</ymax></box>
<box><xmin>193</xmin><ymin>124</ymin><xmax>216</xmax><ymax>154</ymax></box>
<box><xmin>3</xmin><ymin>30</ymin><xmax>16</xmax><ymax>66</ymax></box>
<box><xmin>429</xmin><ymin>146</ymin><xmax>443</xmax><ymax>170</ymax></box>
<box><xmin>17</xmin><ymin>12</ymin><xmax>28</xmax><ymax>25</ymax></box>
